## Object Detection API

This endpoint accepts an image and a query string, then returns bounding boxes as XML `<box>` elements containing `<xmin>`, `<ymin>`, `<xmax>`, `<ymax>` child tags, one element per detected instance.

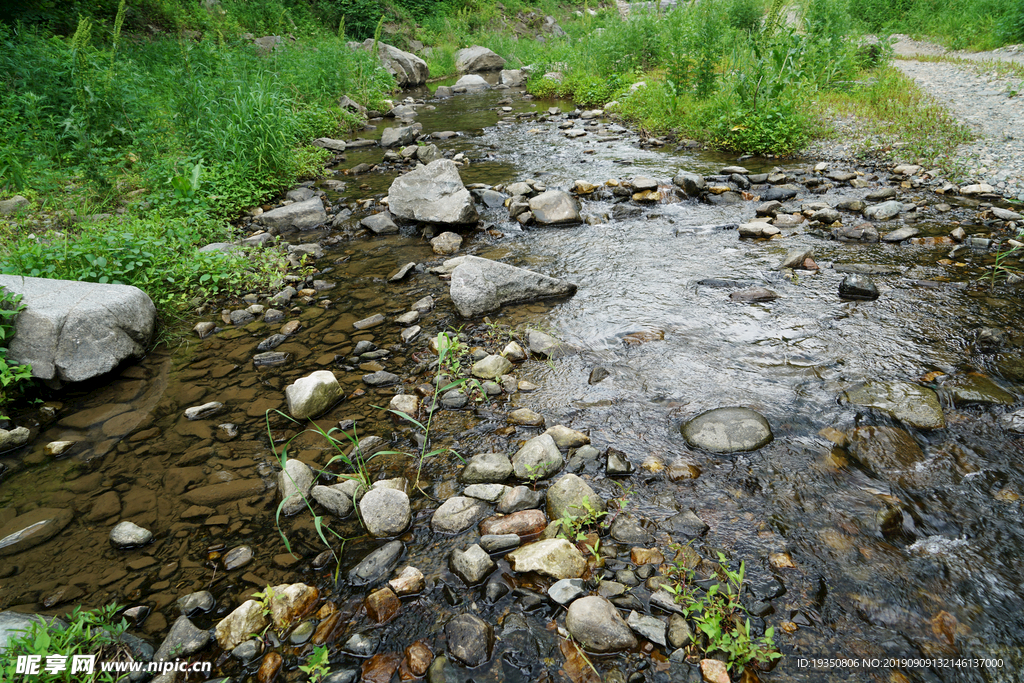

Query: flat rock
<box><xmin>627</xmin><ymin>611</ymin><xmax>667</xmax><ymax>647</ymax></box>
<box><xmin>431</xmin><ymin>496</ymin><xmax>490</xmax><ymax>533</ymax></box>
<box><xmin>361</xmin><ymin>213</ymin><xmax>399</xmax><ymax>235</ymax></box>
<box><xmin>844</xmin><ymin>382</ymin><xmax>945</xmax><ymax>429</ymax></box>
<box><xmin>260</xmin><ymin>197</ymin><xmax>326</xmax><ymax>230</ymax></box>
<box><xmin>0</xmin><ymin>508</ymin><xmax>73</xmax><ymax>556</ymax></box>
<box><xmin>459</xmin><ymin>452</ymin><xmax>514</xmax><ymax>483</ymax></box>
<box><xmin>348</xmin><ymin>541</ymin><xmax>404</xmax><ymax>587</ymax></box>
<box><xmin>449</xmin><ymin>255</ymin><xmax>577</xmax><ymax>317</ymax></box>
<box><xmin>444</xmin><ymin>614</ymin><xmax>493</xmax><ymax>668</ymax></box>
<box><xmin>863</xmin><ymin>200</ymin><xmax>902</xmax><ymax>220</ymax></box>
<box><xmin>680</xmin><ymin>407</ymin><xmax>773</xmax><ymax>453</ymax></box>
<box><xmin>882</xmin><ymin>226</ymin><xmax>920</xmax><ymax>242</ymax></box>
<box><xmin>528</xmin><ymin>190</ymin><xmax>582</xmax><ymax>225</ymax></box>
<box><xmin>506</xmin><ymin>538</ymin><xmax>586</xmax><ymax>579</ymax></box>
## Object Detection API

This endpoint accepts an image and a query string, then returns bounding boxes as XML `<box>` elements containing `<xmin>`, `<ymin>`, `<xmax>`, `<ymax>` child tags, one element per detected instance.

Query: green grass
<box><xmin>847</xmin><ymin>0</ymin><xmax>1024</xmax><ymax>51</ymax></box>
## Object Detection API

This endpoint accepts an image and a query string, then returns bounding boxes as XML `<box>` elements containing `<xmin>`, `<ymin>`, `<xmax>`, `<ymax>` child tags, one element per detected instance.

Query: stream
<box><xmin>2</xmin><ymin>82</ymin><xmax>1024</xmax><ymax>683</ymax></box>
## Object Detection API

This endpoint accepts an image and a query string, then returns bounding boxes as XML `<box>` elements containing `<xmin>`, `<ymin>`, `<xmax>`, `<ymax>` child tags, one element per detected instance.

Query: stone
<box><xmin>832</xmin><ymin>223</ymin><xmax>879</xmax><ymax>242</ymax></box>
<box><xmin>663</xmin><ymin>510</ymin><xmax>710</xmax><ymax>538</ymax></box>
<box><xmin>365</xmin><ymin>588</ymin><xmax>400</xmax><ymax>623</ymax></box>
<box><xmin>455</xmin><ymin>46</ymin><xmax>506</xmax><ymax>73</ymax></box>
<box><xmin>848</xmin><ymin>426</ymin><xmax>924</xmax><ymax>478</ymax></box>
<box><xmin>403</xmin><ymin>641</ymin><xmax>433</xmax><ymax>678</ymax></box>
<box><xmin>844</xmin><ymin>382</ymin><xmax>945</xmax><ymax>429</ymax></box>
<box><xmin>992</xmin><ymin>207</ymin><xmax>1023</xmax><ymax>221</ymax></box>
<box><xmin>279</xmin><ymin>459</ymin><xmax>314</xmax><ymax>516</ymax></box>
<box><xmin>0</xmin><ymin>195</ymin><xmax>30</xmax><ymax>215</ymax></box>
<box><xmin>0</xmin><ymin>508</ymin><xmax>73</xmax><ymax>556</ymax></box>
<box><xmin>565</xmin><ymin>596</ymin><xmax>638</xmax><ymax>653</ymax></box>
<box><xmin>459</xmin><ymin>452</ymin><xmax>513</xmax><ymax>483</ymax></box>
<box><xmin>779</xmin><ymin>248</ymin><xmax>813</xmax><ymax>270</ymax></box>
<box><xmin>479</xmin><ymin>534</ymin><xmax>521</xmax><ymax>552</ymax></box>
<box><xmin>453</xmin><ymin>74</ymin><xmax>490</xmax><ymax>92</ymax></box>
<box><xmin>673</xmin><ymin>171</ymin><xmax>707</xmax><ymax>196</ymax></box>
<box><xmin>184</xmin><ymin>401</ymin><xmax>223</xmax><ymax>420</ymax></box>
<box><xmin>497</xmin><ymin>486</ymin><xmax>543</xmax><ymax>514</ymax></box>
<box><xmin>667</xmin><ymin>613</ymin><xmax>692</xmax><ymax>648</ymax></box>
<box><xmin>349</xmin><ymin>541</ymin><xmax>405</xmax><ymax>588</ymax></box>
<box><xmin>449</xmin><ymin>255</ymin><xmax>577</xmax><ymax>317</ymax></box>
<box><xmin>609</xmin><ymin>514</ymin><xmax>654</xmax><ymax>544</ymax></box>
<box><xmin>154</xmin><ymin>616</ymin><xmax>210</xmax><ymax>661</ymax></box>
<box><xmin>961</xmin><ymin>183</ymin><xmax>995</xmax><ymax>195</ymax></box>
<box><xmin>544</xmin><ymin>425</ymin><xmax>589</xmax><ymax>449</ymax></box>
<box><xmin>863</xmin><ymin>200</ymin><xmax>903</xmax><ymax>220</ymax></box>
<box><xmin>431</xmin><ymin>232</ymin><xmax>462</xmax><ymax>255</ymax></box>
<box><xmin>389</xmin><ymin>394</ymin><xmax>418</xmax><ymax>416</ymax></box>
<box><xmin>215</xmin><ymin>600</ymin><xmax>269</xmax><ymax>650</ymax></box>
<box><xmin>627</xmin><ymin>611</ymin><xmax>667</xmax><ymax>647</ymax></box>
<box><xmin>730</xmin><ymin>287</ymin><xmax>779</xmax><ymax>302</ymax></box>
<box><xmin>389</xmin><ymin>566</ymin><xmax>425</xmax><ymax>595</ymax></box>
<box><xmin>359</xmin><ymin>488</ymin><xmax>411</xmax><ymax>537</ymax></box>
<box><xmin>680</xmin><ymin>407</ymin><xmax>773</xmax><ymax>453</ymax></box>
<box><xmin>223</xmin><ymin>546</ymin><xmax>254</xmax><ymax>571</ymax></box>
<box><xmin>260</xmin><ymin>197</ymin><xmax>326</xmax><ymax>230</ymax></box>
<box><xmin>882</xmin><ymin>226</ymin><xmax>920</xmax><ymax>242</ymax></box>
<box><xmin>839</xmin><ymin>274</ymin><xmax>879</xmax><ymax>300</ymax></box>
<box><xmin>0</xmin><ymin>274</ymin><xmax>156</xmax><ymax>382</ymax></box>
<box><xmin>312</xmin><ymin>484</ymin><xmax>355</xmax><ymax>517</ymax></box>
<box><xmin>700</xmin><ymin>659</ymin><xmax>730</xmax><ymax>683</ymax></box>
<box><xmin>528</xmin><ymin>190</ymin><xmax>582</xmax><ymax>225</ymax></box>
<box><xmin>471</xmin><ymin>354</ymin><xmax>512</xmax><ymax>379</ymax></box>
<box><xmin>463</xmin><ymin>484</ymin><xmax>509</xmax><ymax>503</ymax></box>
<box><xmin>449</xmin><ymin>544</ymin><xmax>496</xmax><ymax>584</ymax></box>
<box><xmin>360</xmin><ymin>213</ymin><xmax>399</xmax><ymax>235</ymax></box>
<box><xmin>0</xmin><ymin>427</ymin><xmax>31</xmax><ymax>452</ymax></box>
<box><xmin>388</xmin><ymin>160</ymin><xmax>479</xmax><ymax>225</ymax></box>
<box><xmin>177</xmin><ymin>591</ymin><xmax>215</xmax><ymax>616</ymax></box>
<box><xmin>110</xmin><ymin>520</ymin><xmax>153</xmax><ymax>548</ymax></box>
<box><xmin>285</xmin><ymin>371</ymin><xmax>342</xmax><ymax>419</ymax></box>
<box><xmin>444</xmin><ymin>614</ymin><xmax>493</xmax><ymax>668</ymax></box>
<box><xmin>432</xmin><ymin>496</ymin><xmax>490</xmax><ymax>533</ymax></box>
<box><xmin>381</xmin><ymin>124</ymin><xmax>422</xmax><ymax>148</ymax></box>
<box><xmin>546</xmin><ymin>473</ymin><xmax>604</xmax><ymax>520</ymax></box>
<box><xmin>506</xmin><ymin>539</ymin><xmax>586</xmax><ymax>579</ymax></box>
<box><xmin>944</xmin><ymin>374</ymin><xmax>1016</xmax><ymax>405</ymax></box>
<box><xmin>549</xmin><ymin>578</ymin><xmax>587</xmax><ymax>605</ymax></box>
<box><xmin>512</xmin><ymin>433</ymin><xmax>563</xmax><ymax>480</ymax></box>
<box><xmin>354</xmin><ymin>314</ymin><xmax>385</xmax><ymax>330</ymax></box>
<box><xmin>500</xmin><ymin>69</ymin><xmax>525</xmax><ymax>86</ymax></box>
<box><xmin>479</xmin><ymin>509</ymin><xmax>546</xmax><ymax>537</ymax></box>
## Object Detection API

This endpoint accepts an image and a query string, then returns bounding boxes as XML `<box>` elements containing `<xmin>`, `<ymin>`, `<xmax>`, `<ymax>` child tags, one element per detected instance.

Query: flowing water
<box><xmin>2</xmin><ymin>85</ymin><xmax>1024</xmax><ymax>683</ymax></box>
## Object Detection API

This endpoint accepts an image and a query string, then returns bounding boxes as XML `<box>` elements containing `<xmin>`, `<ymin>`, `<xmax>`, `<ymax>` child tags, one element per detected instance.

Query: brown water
<box><xmin>2</xmin><ymin>86</ymin><xmax>1024</xmax><ymax>683</ymax></box>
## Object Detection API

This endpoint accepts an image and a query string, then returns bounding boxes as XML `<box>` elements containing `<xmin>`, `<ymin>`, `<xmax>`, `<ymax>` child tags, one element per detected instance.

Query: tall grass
<box><xmin>847</xmin><ymin>0</ymin><xmax>1024</xmax><ymax>50</ymax></box>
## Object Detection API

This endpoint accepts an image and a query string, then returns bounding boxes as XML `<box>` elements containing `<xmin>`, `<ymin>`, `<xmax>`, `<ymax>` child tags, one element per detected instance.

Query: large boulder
<box><xmin>388</xmin><ymin>160</ymin><xmax>479</xmax><ymax>225</ymax></box>
<box><xmin>0</xmin><ymin>274</ymin><xmax>156</xmax><ymax>382</ymax></box>
<box><xmin>680</xmin><ymin>407</ymin><xmax>773</xmax><ymax>453</ymax></box>
<box><xmin>452</xmin><ymin>75</ymin><xmax>490</xmax><ymax>93</ymax></box>
<box><xmin>362</xmin><ymin>40</ymin><xmax>428</xmax><ymax>87</ymax></box>
<box><xmin>259</xmin><ymin>197</ymin><xmax>327</xmax><ymax>231</ymax></box>
<box><xmin>455</xmin><ymin>46</ymin><xmax>506</xmax><ymax>73</ymax></box>
<box><xmin>449</xmin><ymin>256</ymin><xmax>577</xmax><ymax>317</ymax></box>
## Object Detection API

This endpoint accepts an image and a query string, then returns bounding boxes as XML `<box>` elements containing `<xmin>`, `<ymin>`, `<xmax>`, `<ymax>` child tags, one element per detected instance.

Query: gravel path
<box><xmin>891</xmin><ymin>35</ymin><xmax>1024</xmax><ymax>201</ymax></box>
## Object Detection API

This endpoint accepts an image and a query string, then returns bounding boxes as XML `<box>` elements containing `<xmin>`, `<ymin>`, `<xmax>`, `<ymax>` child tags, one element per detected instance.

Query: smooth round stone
<box><xmin>110</xmin><ymin>520</ymin><xmax>154</xmax><ymax>548</ymax></box>
<box><xmin>680</xmin><ymin>407</ymin><xmax>773</xmax><ymax>453</ymax></box>
<box><xmin>223</xmin><ymin>546</ymin><xmax>254</xmax><ymax>571</ymax></box>
<box><xmin>290</xmin><ymin>621</ymin><xmax>315</xmax><ymax>645</ymax></box>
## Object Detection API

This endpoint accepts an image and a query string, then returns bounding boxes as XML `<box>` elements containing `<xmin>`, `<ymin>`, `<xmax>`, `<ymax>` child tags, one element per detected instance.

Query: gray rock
<box><xmin>231</xmin><ymin>639</ymin><xmax>263</xmax><ymax>663</ymax></box>
<box><xmin>431</xmin><ymin>232</ymin><xmax>463</xmax><ymax>255</ymax></box>
<box><xmin>500</xmin><ymin>69</ymin><xmax>525</xmax><ymax>87</ymax></box>
<box><xmin>839</xmin><ymin>273</ymin><xmax>879</xmax><ymax>300</ymax></box>
<box><xmin>865</xmin><ymin>187</ymin><xmax>897</xmax><ymax>201</ymax></box>
<box><xmin>729</xmin><ymin>287</ymin><xmax>779</xmax><ymax>302</ymax></box>
<box><xmin>882</xmin><ymin>226</ymin><xmax>920</xmax><ymax>242</ymax></box>
<box><xmin>474</xmin><ymin>189</ymin><xmax>506</xmax><ymax>208</ymax></box>
<box><xmin>177</xmin><ymin>591</ymin><xmax>215</xmax><ymax>616</ymax></box>
<box><xmin>363</xmin><ymin>371</ymin><xmax>401</xmax><ymax>386</ymax></box>
<box><xmin>361</xmin><ymin>213</ymin><xmax>399</xmax><ymax>235</ymax></box>
<box><xmin>779</xmin><ymin>248</ymin><xmax>813</xmax><ymax>270</ymax></box>
<box><xmin>288</xmin><ymin>243</ymin><xmax>324</xmax><ymax>259</ymax></box>
<box><xmin>285</xmin><ymin>370</ymin><xmax>342</xmax><ymax>419</ymax></box>
<box><xmin>526</xmin><ymin>328</ymin><xmax>571</xmax><ymax>358</ymax></box>
<box><xmin>506</xmin><ymin>538</ymin><xmax>586</xmax><ymax>579</ymax></box>
<box><xmin>444</xmin><ymin>614</ymin><xmax>493</xmax><ymax>668</ymax></box>
<box><xmin>260</xmin><ymin>197</ymin><xmax>326</xmax><ymax>230</ymax></box>
<box><xmin>0</xmin><ymin>274</ymin><xmax>156</xmax><ymax>382</ymax></box>
<box><xmin>0</xmin><ymin>427</ymin><xmax>30</xmax><ymax>451</ymax></box>
<box><xmin>354</xmin><ymin>314</ymin><xmax>385</xmax><ymax>329</ymax></box>
<box><xmin>381</xmin><ymin>124</ymin><xmax>422</xmax><ymax>148</ymax></box>
<box><xmin>528</xmin><ymin>190</ymin><xmax>582</xmax><ymax>225</ymax></box>
<box><xmin>460</xmin><ymin>452</ymin><xmax>514</xmax><ymax>483</ymax></box>
<box><xmin>479</xmin><ymin>534</ymin><xmax>521</xmax><ymax>552</ymax></box>
<box><xmin>388</xmin><ymin>160</ymin><xmax>479</xmax><ymax>225</ymax></box>
<box><xmin>512</xmin><ymin>433</ymin><xmax>563</xmax><ymax>480</ymax></box>
<box><xmin>359</xmin><ymin>488</ymin><xmax>411</xmax><ymax>537</ymax></box>
<box><xmin>372</xmin><ymin>42</ymin><xmax>428</xmax><ymax>87</ymax></box>
<box><xmin>312</xmin><ymin>484</ymin><xmax>355</xmax><ymax>518</ymax></box>
<box><xmin>110</xmin><ymin>520</ymin><xmax>153</xmax><ymax>548</ymax></box>
<box><xmin>811</xmin><ymin>207</ymin><xmax>841</xmax><ymax>224</ymax></box>
<box><xmin>471</xmin><ymin>354</ymin><xmax>511</xmax><ymax>379</ymax></box>
<box><xmin>606</xmin><ymin>448</ymin><xmax>634</xmax><ymax>475</ymax></box>
<box><xmin>417</xmin><ymin>144</ymin><xmax>442</xmax><ymax>164</ymax></box>
<box><xmin>286</xmin><ymin>187</ymin><xmax>315</xmax><ymax>202</ymax></box>
<box><xmin>431</xmin><ymin>496</ymin><xmax>490</xmax><ymax>533</ymax></box>
<box><xmin>455</xmin><ymin>46</ymin><xmax>506</xmax><ymax>73</ymax></box>
<box><xmin>341</xmin><ymin>631</ymin><xmax>380</xmax><ymax>658</ymax></box>
<box><xmin>832</xmin><ymin>223</ymin><xmax>879</xmax><ymax>242</ymax></box>
<box><xmin>440</xmin><ymin>389</ymin><xmax>468</xmax><ymax>409</ymax></box>
<box><xmin>223</xmin><ymin>546</ymin><xmax>253</xmax><ymax>571</ymax></box>
<box><xmin>279</xmin><ymin>459</ymin><xmax>314</xmax><ymax>516</ymax></box>
<box><xmin>680</xmin><ymin>407</ymin><xmax>773</xmax><ymax>453</ymax></box>
<box><xmin>627</xmin><ymin>611</ymin><xmax>667</xmax><ymax>647</ymax></box>
<box><xmin>673</xmin><ymin>171</ymin><xmax>707</xmax><ymax>196</ymax></box>
<box><xmin>863</xmin><ymin>200</ymin><xmax>902</xmax><ymax>220</ymax></box>
<box><xmin>549</xmin><ymin>578</ymin><xmax>587</xmax><ymax>605</ymax></box>
<box><xmin>253</xmin><ymin>351</ymin><xmax>288</xmax><ymax>367</ymax></box>
<box><xmin>497</xmin><ymin>485</ymin><xmax>544</xmax><ymax>513</ymax></box>
<box><xmin>844</xmin><ymin>382</ymin><xmax>945</xmax><ymax>429</ymax></box>
<box><xmin>992</xmin><ymin>207</ymin><xmax>1023</xmax><ymax>220</ymax></box>
<box><xmin>1001</xmin><ymin>409</ymin><xmax>1024</xmax><ymax>433</ymax></box>
<box><xmin>348</xmin><ymin>540</ymin><xmax>404</xmax><ymax>587</ymax></box>
<box><xmin>154</xmin><ymin>616</ymin><xmax>210</xmax><ymax>661</ymax></box>
<box><xmin>184</xmin><ymin>401</ymin><xmax>223</xmax><ymax>420</ymax></box>
<box><xmin>449</xmin><ymin>255</ymin><xmax>577</xmax><ymax>317</ymax></box>
<box><xmin>609</xmin><ymin>514</ymin><xmax>654</xmax><ymax>544</ymax></box>
<box><xmin>546</xmin><ymin>473</ymin><xmax>604</xmax><ymax>520</ymax></box>
<box><xmin>565</xmin><ymin>596</ymin><xmax>638</xmax><ymax>653</ymax></box>
<box><xmin>463</xmin><ymin>484</ymin><xmax>509</xmax><ymax>503</ymax></box>
<box><xmin>313</xmin><ymin>137</ymin><xmax>347</xmax><ymax>151</ymax></box>
<box><xmin>452</xmin><ymin>74</ymin><xmax>490</xmax><ymax>93</ymax></box>
<box><xmin>256</xmin><ymin>334</ymin><xmax>287</xmax><ymax>352</ymax></box>
<box><xmin>449</xmin><ymin>544</ymin><xmax>496</xmax><ymax>584</ymax></box>
<box><xmin>0</xmin><ymin>195</ymin><xmax>30</xmax><ymax>215</ymax></box>
<box><xmin>667</xmin><ymin>614</ymin><xmax>693</xmax><ymax>648</ymax></box>
<box><xmin>0</xmin><ymin>508</ymin><xmax>73</xmax><ymax>556</ymax></box>
<box><xmin>663</xmin><ymin>510</ymin><xmax>710</xmax><ymax>538</ymax></box>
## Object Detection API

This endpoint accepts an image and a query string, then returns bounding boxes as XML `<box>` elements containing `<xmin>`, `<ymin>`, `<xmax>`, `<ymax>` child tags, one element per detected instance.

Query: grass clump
<box><xmin>0</xmin><ymin>286</ymin><xmax>32</xmax><ymax>417</ymax></box>
<box><xmin>847</xmin><ymin>0</ymin><xmax>1024</xmax><ymax>51</ymax></box>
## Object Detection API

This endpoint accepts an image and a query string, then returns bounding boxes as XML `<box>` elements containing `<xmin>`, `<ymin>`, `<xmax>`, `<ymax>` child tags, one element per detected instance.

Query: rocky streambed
<box><xmin>2</xmin><ymin>80</ymin><xmax>1024</xmax><ymax>683</ymax></box>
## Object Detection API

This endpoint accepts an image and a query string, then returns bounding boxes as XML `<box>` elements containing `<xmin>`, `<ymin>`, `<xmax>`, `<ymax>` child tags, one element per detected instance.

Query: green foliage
<box><xmin>0</xmin><ymin>286</ymin><xmax>33</xmax><ymax>417</ymax></box>
<box><xmin>1</xmin><ymin>604</ymin><xmax>133</xmax><ymax>682</ymax></box>
<box><xmin>554</xmin><ymin>495</ymin><xmax>608</xmax><ymax>543</ymax></box>
<box><xmin>847</xmin><ymin>0</ymin><xmax>1020</xmax><ymax>50</ymax></box>
<box><xmin>299</xmin><ymin>645</ymin><xmax>331</xmax><ymax>683</ymax></box>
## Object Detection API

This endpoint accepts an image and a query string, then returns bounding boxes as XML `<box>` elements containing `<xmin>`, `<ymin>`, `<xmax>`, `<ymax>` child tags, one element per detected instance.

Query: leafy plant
<box><xmin>299</xmin><ymin>644</ymin><xmax>331</xmax><ymax>683</ymax></box>
<box><xmin>554</xmin><ymin>496</ymin><xmax>608</xmax><ymax>544</ymax></box>
<box><xmin>0</xmin><ymin>286</ymin><xmax>32</xmax><ymax>419</ymax></box>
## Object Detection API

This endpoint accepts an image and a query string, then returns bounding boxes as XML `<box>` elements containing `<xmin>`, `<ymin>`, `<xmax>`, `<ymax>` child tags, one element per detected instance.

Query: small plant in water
<box><xmin>299</xmin><ymin>644</ymin><xmax>331</xmax><ymax>683</ymax></box>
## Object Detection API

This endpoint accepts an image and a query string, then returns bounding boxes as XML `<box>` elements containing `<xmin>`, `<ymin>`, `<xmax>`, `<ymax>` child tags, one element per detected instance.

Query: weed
<box><xmin>554</xmin><ymin>495</ymin><xmax>608</xmax><ymax>544</ymax></box>
<box><xmin>0</xmin><ymin>286</ymin><xmax>32</xmax><ymax>419</ymax></box>
<box><xmin>299</xmin><ymin>644</ymin><xmax>331</xmax><ymax>683</ymax></box>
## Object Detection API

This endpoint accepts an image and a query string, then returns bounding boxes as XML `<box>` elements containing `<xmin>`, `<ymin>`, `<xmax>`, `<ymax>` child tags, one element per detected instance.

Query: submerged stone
<box><xmin>680</xmin><ymin>407</ymin><xmax>773</xmax><ymax>453</ymax></box>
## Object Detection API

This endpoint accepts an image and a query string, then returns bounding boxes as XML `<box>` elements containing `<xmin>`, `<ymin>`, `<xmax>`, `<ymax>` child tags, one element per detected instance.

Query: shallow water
<box><xmin>2</xmin><ymin>86</ymin><xmax>1023</xmax><ymax>683</ymax></box>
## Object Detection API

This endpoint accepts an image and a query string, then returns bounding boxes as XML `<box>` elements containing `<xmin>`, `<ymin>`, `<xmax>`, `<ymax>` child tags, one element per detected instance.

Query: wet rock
<box><xmin>863</xmin><ymin>200</ymin><xmax>902</xmax><ymax>220</ymax></box>
<box><xmin>256</xmin><ymin>334</ymin><xmax>287</xmax><ymax>352</ymax></box>
<box><xmin>680</xmin><ymin>407</ymin><xmax>773</xmax><ymax>453</ymax></box>
<box><xmin>0</xmin><ymin>508</ymin><xmax>73</xmax><ymax>556</ymax></box>
<box><xmin>285</xmin><ymin>370</ymin><xmax>342</xmax><ymax>420</ymax></box>
<box><xmin>154</xmin><ymin>615</ymin><xmax>210</xmax><ymax>661</ymax></box>
<box><xmin>184</xmin><ymin>401</ymin><xmax>223</xmax><ymax>420</ymax></box>
<box><xmin>253</xmin><ymin>351</ymin><xmax>288</xmax><ymax>367</ymax></box>
<box><xmin>216</xmin><ymin>600</ymin><xmax>269</xmax><ymax>650</ymax></box>
<box><xmin>365</xmin><ymin>588</ymin><xmax>401</xmax><ymax>623</ymax></box>
<box><xmin>759</xmin><ymin>187</ymin><xmax>798</xmax><ymax>201</ymax></box>
<box><xmin>389</xmin><ymin>565</ymin><xmax>425</xmax><ymax>595</ymax></box>
<box><xmin>700</xmin><ymin>659</ymin><xmax>730</xmax><ymax>683</ymax></box>
<box><xmin>110</xmin><ymin>520</ymin><xmax>153</xmax><ymax>548</ymax></box>
<box><xmin>389</xmin><ymin>394</ymin><xmax>418</xmax><ymax>416</ymax></box>
<box><xmin>402</xmin><ymin>641</ymin><xmax>434</xmax><ymax>678</ymax></box>
<box><xmin>882</xmin><ymin>226</ymin><xmax>920</xmax><ymax>242</ymax></box>
<box><xmin>449</xmin><ymin>255</ymin><xmax>577</xmax><ymax>317</ymax></box>
<box><xmin>497</xmin><ymin>485</ymin><xmax>544</xmax><ymax>513</ymax></box>
<box><xmin>361</xmin><ymin>213</ymin><xmax>399</xmax><ymax>235</ymax></box>
<box><xmin>432</xmin><ymin>496</ymin><xmax>490</xmax><ymax>533</ymax></box>
<box><xmin>609</xmin><ymin>514</ymin><xmax>654</xmax><ymax>544</ymax></box>
<box><xmin>673</xmin><ymin>171</ymin><xmax>707</xmax><ymax>197</ymax></box>
<box><xmin>459</xmin><ymin>452</ymin><xmax>513</xmax><ymax>483</ymax></box>
<box><xmin>453</xmin><ymin>74</ymin><xmax>490</xmax><ymax>92</ymax></box>
<box><xmin>268</xmin><ymin>583</ymin><xmax>319</xmax><ymax>630</ymax></box>
<box><xmin>471</xmin><ymin>354</ymin><xmax>512</xmax><ymax>379</ymax></box>
<box><xmin>649</xmin><ymin>590</ymin><xmax>685</xmax><ymax>615</ymax></box>
<box><xmin>0</xmin><ymin>427</ymin><xmax>30</xmax><ymax>452</ymax></box>
<box><xmin>312</xmin><ymin>484</ymin><xmax>355</xmax><ymax>518</ymax></box>
<box><xmin>1002</xmin><ymin>409</ymin><xmax>1024</xmax><ymax>433</ymax></box>
<box><xmin>449</xmin><ymin>544</ymin><xmax>496</xmax><ymax>585</ymax></box>
<box><xmin>667</xmin><ymin>613</ymin><xmax>692</xmax><ymax>648</ymax></box>
<box><xmin>480</xmin><ymin>534</ymin><xmax>521</xmax><ymax>554</ymax></box>
<box><xmin>440</xmin><ymin>389</ymin><xmax>468</xmax><ymax>408</ymax></box>
<box><xmin>737</xmin><ymin>222</ymin><xmax>780</xmax><ymax>237</ymax></box>
<box><xmin>528</xmin><ymin>190</ymin><xmax>582</xmax><ymax>225</ymax></box>
<box><xmin>389</xmin><ymin>262</ymin><xmax>416</xmax><ymax>282</ymax></box>
<box><xmin>606</xmin><ymin>447</ymin><xmax>634</xmax><ymax>475</ymax></box>
<box><xmin>445</xmin><ymin>614</ymin><xmax>493</xmax><ymax>668</ymax></box>
<box><xmin>838</xmin><ymin>273</ymin><xmax>879</xmax><ymax>300</ymax></box>
<box><xmin>258</xmin><ymin>652</ymin><xmax>283</xmax><ymax>683</ymax></box>
<box><xmin>848</xmin><ymin>426</ymin><xmax>925</xmax><ymax>475</ymax></box>
<box><xmin>565</xmin><ymin>596</ymin><xmax>638</xmax><ymax>653</ymax></box>
<box><xmin>342</xmin><ymin>632</ymin><xmax>380</xmax><ymax>658</ymax></box>
<box><xmin>544</xmin><ymin>425</ymin><xmax>589</xmax><ymax>449</ymax></box>
<box><xmin>549</xmin><ymin>578</ymin><xmax>587</xmax><ymax>605</ymax></box>
<box><xmin>354</xmin><ymin>314</ymin><xmax>385</xmax><ymax>329</ymax></box>
<box><xmin>479</xmin><ymin>509</ymin><xmax>546</xmax><ymax>537</ymax></box>
<box><xmin>463</xmin><ymin>483</ymin><xmax>509</xmax><ymax>502</ymax></box>
<box><xmin>455</xmin><ymin>46</ymin><xmax>505</xmax><ymax>73</ymax></box>
<box><xmin>279</xmin><ymin>459</ymin><xmax>314</xmax><ymax>516</ymax></box>
<box><xmin>363</xmin><ymin>370</ymin><xmax>401</xmax><ymax>386</ymax></box>
<box><xmin>844</xmin><ymin>382</ymin><xmax>945</xmax><ymax>429</ymax></box>
<box><xmin>730</xmin><ymin>287</ymin><xmax>779</xmax><ymax>302</ymax></box>
<box><xmin>231</xmin><ymin>639</ymin><xmax>263</xmax><ymax>663</ymax></box>
<box><xmin>833</xmin><ymin>223</ymin><xmax>879</xmax><ymax>242</ymax></box>
<box><xmin>223</xmin><ymin>546</ymin><xmax>253</xmax><ymax>571</ymax></box>
<box><xmin>866</xmin><ymin>187</ymin><xmax>898</xmax><ymax>201</ymax></box>
<box><xmin>547</xmin><ymin>473</ymin><xmax>604</xmax><ymax>520</ymax></box>
<box><xmin>945</xmin><ymin>374</ymin><xmax>1016</xmax><ymax>405</ymax></box>
<box><xmin>388</xmin><ymin>159</ymin><xmax>479</xmax><ymax>225</ymax></box>
<box><xmin>193</xmin><ymin>321</ymin><xmax>216</xmax><ymax>338</ymax></box>
<box><xmin>663</xmin><ymin>509</ymin><xmax>710</xmax><ymax>538</ymax></box>
<box><xmin>290</xmin><ymin>621</ymin><xmax>314</xmax><ymax>645</ymax></box>
<box><xmin>359</xmin><ymin>488</ymin><xmax>411</xmax><ymax>537</ymax></box>
<box><xmin>527</xmin><ymin>328</ymin><xmax>572</xmax><ymax>358</ymax></box>
<box><xmin>627</xmin><ymin>611</ymin><xmax>667</xmax><ymax>647</ymax></box>
<box><xmin>509</xmin><ymin>408</ymin><xmax>544</xmax><ymax>426</ymax></box>
<box><xmin>177</xmin><ymin>591</ymin><xmax>215</xmax><ymax>617</ymax></box>
<box><xmin>349</xmin><ymin>541</ymin><xmax>405</xmax><ymax>587</ymax></box>
<box><xmin>506</xmin><ymin>538</ymin><xmax>586</xmax><ymax>579</ymax></box>
<box><xmin>260</xmin><ymin>197</ymin><xmax>326</xmax><ymax>230</ymax></box>
<box><xmin>381</xmin><ymin>124</ymin><xmax>422</xmax><ymax>148</ymax></box>
<box><xmin>779</xmin><ymin>248</ymin><xmax>813</xmax><ymax>270</ymax></box>
<box><xmin>431</xmin><ymin>232</ymin><xmax>463</xmax><ymax>255</ymax></box>
<box><xmin>512</xmin><ymin>433</ymin><xmax>563</xmax><ymax>480</ymax></box>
